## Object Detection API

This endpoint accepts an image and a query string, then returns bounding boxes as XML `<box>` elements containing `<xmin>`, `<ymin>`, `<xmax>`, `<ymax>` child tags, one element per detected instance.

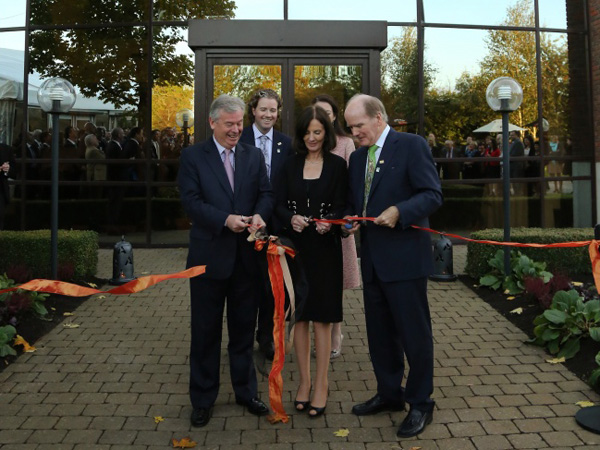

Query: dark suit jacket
<box><xmin>347</xmin><ymin>129</ymin><xmax>443</xmax><ymax>282</ymax></box>
<box><xmin>240</xmin><ymin>125</ymin><xmax>293</xmax><ymax>233</ymax></box>
<box><xmin>0</xmin><ymin>144</ymin><xmax>16</xmax><ymax>203</ymax></box>
<box><xmin>509</xmin><ymin>138</ymin><xmax>525</xmax><ymax>178</ymax></box>
<box><xmin>105</xmin><ymin>140</ymin><xmax>126</xmax><ymax>181</ymax></box>
<box><xmin>178</xmin><ymin>138</ymin><xmax>274</xmax><ymax>280</ymax></box>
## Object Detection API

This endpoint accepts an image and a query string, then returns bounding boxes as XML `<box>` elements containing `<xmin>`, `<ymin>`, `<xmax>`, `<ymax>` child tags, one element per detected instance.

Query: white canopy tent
<box><xmin>0</xmin><ymin>47</ymin><xmax>122</xmax><ymax>145</ymax></box>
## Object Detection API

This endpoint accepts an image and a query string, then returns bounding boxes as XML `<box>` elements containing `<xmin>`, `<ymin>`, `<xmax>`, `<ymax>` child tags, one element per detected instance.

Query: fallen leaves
<box><xmin>333</xmin><ymin>428</ymin><xmax>349</xmax><ymax>437</ymax></box>
<box><xmin>63</xmin><ymin>312</ymin><xmax>74</xmax><ymax>317</ymax></box>
<box><xmin>576</xmin><ymin>401</ymin><xmax>595</xmax><ymax>408</ymax></box>
<box><xmin>97</xmin><ymin>295</ymin><xmax>106</xmax><ymax>299</ymax></box>
<box><xmin>572</xmin><ymin>282</ymin><xmax>583</xmax><ymax>287</ymax></box>
<box><xmin>63</xmin><ymin>322</ymin><xmax>80</xmax><ymax>329</ymax></box>
<box><xmin>510</xmin><ymin>307</ymin><xmax>524</xmax><ymax>315</ymax></box>
<box><xmin>546</xmin><ymin>356</ymin><xmax>566</xmax><ymax>364</ymax></box>
<box><xmin>13</xmin><ymin>335</ymin><xmax>36</xmax><ymax>352</ymax></box>
<box><xmin>506</xmin><ymin>296</ymin><xmax>516</xmax><ymax>301</ymax></box>
<box><xmin>172</xmin><ymin>437</ymin><xmax>197</xmax><ymax>448</ymax></box>
<box><xmin>154</xmin><ymin>416</ymin><xmax>164</xmax><ymax>424</ymax></box>
<box><xmin>87</xmin><ymin>282</ymin><xmax>98</xmax><ymax>288</ymax></box>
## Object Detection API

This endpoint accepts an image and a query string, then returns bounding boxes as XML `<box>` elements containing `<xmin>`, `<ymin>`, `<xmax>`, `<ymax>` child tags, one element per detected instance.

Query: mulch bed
<box><xmin>0</xmin><ymin>277</ymin><xmax>107</xmax><ymax>373</ymax></box>
<box><xmin>459</xmin><ymin>274</ymin><xmax>600</xmax><ymax>395</ymax></box>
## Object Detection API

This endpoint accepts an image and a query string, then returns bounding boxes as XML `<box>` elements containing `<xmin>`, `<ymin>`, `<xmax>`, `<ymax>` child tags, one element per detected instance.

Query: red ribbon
<box><xmin>0</xmin><ymin>265</ymin><xmax>207</xmax><ymax>297</ymax></box>
<box><xmin>254</xmin><ymin>239</ymin><xmax>296</xmax><ymax>424</ymax></box>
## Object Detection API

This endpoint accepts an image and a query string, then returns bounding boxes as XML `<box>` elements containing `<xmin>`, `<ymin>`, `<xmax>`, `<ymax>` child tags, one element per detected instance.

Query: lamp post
<box><xmin>176</xmin><ymin>108</ymin><xmax>194</xmax><ymax>147</ymax></box>
<box><xmin>485</xmin><ymin>77</ymin><xmax>523</xmax><ymax>276</ymax></box>
<box><xmin>37</xmin><ymin>77</ymin><xmax>76</xmax><ymax>280</ymax></box>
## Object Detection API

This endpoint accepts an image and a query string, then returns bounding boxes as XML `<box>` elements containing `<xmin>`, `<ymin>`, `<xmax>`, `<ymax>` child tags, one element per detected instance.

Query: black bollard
<box><xmin>109</xmin><ymin>236</ymin><xmax>136</xmax><ymax>285</ymax></box>
<box><xmin>430</xmin><ymin>234</ymin><xmax>458</xmax><ymax>281</ymax></box>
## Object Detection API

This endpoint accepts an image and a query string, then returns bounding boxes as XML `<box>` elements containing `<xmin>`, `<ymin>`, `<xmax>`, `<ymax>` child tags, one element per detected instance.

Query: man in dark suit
<box><xmin>178</xmin><ymin>94</ymin><xmax>274</xmax><ymax>428</ymax></box>
<box><xmin>441</xmin><ymin>139</ymin><xmax>463</xmax><ymax>180</ymax></box>
<box><xmin>344</xmin><ymin>94</ymin><xmax>442</xmax><ymax>438</ymax></box>
<box><xmin>0</xmin><ymin>142</ymin><xmax>16</xmax><ymax>230</ymax></box>
<box><xmin>239</xmin><ymin>88</ymin><xmax>293</xmax><ymax>361</ymax></box>
<box><xmin>105</xmin><ymin>127</ymin><xmax>125</xmax><ymax>233</ymax></box>
<box><xmin>509</xmin><ymin>130</ymin><xmax>525</xmax><ymax>195</ymax></box>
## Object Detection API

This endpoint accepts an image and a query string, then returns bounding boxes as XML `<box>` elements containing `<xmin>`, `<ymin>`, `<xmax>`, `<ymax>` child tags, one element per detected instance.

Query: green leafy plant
<box><xmin>589</xmin><ymin>352</ymin><xmax>600</xmax><ymax>387</ymax></box>
<box><xmin>0</xmin><ymin>273</ymin><xmax>49</xmax><ymax>321</ymax></box>
<box><xmin>0</xmin><ymin>325</ymin><xmax>17</xmax><ymax>357</ymax></box>
<box><xmin>479</xmin><ymin>249</ymin><xmax>553</xmax><ymax>294</ymax></box>
<box><xmin>530</xmin><ymin>290</ymin><xmax>600</xmax><ymax>359</ymax></box>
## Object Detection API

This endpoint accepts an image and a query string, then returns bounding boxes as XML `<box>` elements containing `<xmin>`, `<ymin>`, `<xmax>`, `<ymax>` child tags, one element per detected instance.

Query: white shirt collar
<box><xmin>252</xmin><ymin>123</ymin><xmax>274</xmax><ymax>142</ymax></box>
<box><xmin>213</xmin><ymin>136</ymin><xmax>236</xmax><ymax>155</ymax></box>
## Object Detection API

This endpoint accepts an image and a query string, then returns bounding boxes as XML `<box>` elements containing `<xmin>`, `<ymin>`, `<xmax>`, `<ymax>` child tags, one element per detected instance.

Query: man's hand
<box><xmin>374</xmin><ymin>206</ymin><xmax>400</xmax><ymax>228</ymax></box>
<box><xmin>342</xmin><ymin>215</ymin><xmax>361</xmax><ymax>235</ymax></box>
<box><xmin>226</xmin><ymin>214</ymin><xmax>250</xmax><ymax>233</ymax></box>
<box><xmin>248</xmin><ymin>214</ymin><xmax>266</xmax><ymax>233</ymax></box>
<box><xmin>315</xmin><ymin>221</ymin><xmax>331</xmax><ymax>235</ymax></box>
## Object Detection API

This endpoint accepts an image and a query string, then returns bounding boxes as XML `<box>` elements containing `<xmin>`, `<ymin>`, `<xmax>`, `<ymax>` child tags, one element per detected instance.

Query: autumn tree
<box><xmin>151</xmin><ymin>84</ymin><xmax>194</xmax><ymax>132</ymax></box>
<box><xmin>29</xmin><ymin>0</ymin><xmax>235</xmax><ymax>127</ymax></box>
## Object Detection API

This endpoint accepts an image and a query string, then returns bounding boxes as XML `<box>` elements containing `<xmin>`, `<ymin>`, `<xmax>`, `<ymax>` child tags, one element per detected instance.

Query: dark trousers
<box><xmin>363</xmin><ymin>272</ymin><xmax>434</xmax><ymax>412</ymax></box>
<box><xmin>256</xmin><ymin>283</ymin><xmax>274</xmax><ymax>347</ymax></box>
<box><xmin>189</xmin><ymin>258</ymin><xmax>259</xmax><ymax>409</ymax></box>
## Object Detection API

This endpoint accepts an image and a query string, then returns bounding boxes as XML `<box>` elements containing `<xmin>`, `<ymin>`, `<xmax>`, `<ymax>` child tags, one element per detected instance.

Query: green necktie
<box><xmin>362</xmin><ymin>144</ymin><xmax>378</xmax><ymax>216</ymax></box>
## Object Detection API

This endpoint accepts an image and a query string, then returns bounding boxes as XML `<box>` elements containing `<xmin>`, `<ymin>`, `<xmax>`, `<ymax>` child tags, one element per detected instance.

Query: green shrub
<box><xmin>466</xmin><ymin>228</ymin><xmax>592</xmax><ymax>279</ymax></box>
<box><xmin>0</xmin><ymin>230</ymin><xmax>98</xmax><ymax>281</ymax></box>
<box><xmin>479</xmin><ymin>249</ymin><xmax>552</xmax><ymax>294</ymax></box>
<box><xmin>0</xmin><ymin>325</ymin><xmax>17</xmax><ymax>357</ymax></box>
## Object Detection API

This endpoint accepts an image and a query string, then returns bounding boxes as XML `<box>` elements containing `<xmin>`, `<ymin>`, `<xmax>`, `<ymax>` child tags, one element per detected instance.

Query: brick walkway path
<box><xmin>1</xmin><ymin>246</ymin><xmax>599</xmax><ymax>449</ymax></box>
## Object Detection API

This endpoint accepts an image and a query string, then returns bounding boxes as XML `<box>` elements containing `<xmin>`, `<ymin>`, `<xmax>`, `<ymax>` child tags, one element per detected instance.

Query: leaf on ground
<box><xmin>87</xmin><ymin>282</ymin><xmax>98</xmax><ymax>288</ymax></box>
<box><xmin>572</xmin><ymin>282</ymin><xmax>583</xmax><ymax>287</ymax></box>
<box><xmin>154</xmin><ymin>416</ymin><xmax>164</xmax><ymax>424</ymax></box>
<box><xmin>172</xmin><ymin>437</ymin><xmax>197</xmax><ymax>448</ymax></box>
<box><xmin>504</xmin><ymin>289</ymin><xmax>510</xmax><ymax>294</ymax></box>
<box><xmin>409</xmin><ymin>447</ymin><xmax>423</xmax><ymax>450</ymax></box>
<box><xmin>142</xmin><ymin>271</ymin><xmax>150</xmax><ymax>275</ymax></box>
<box><xmin>50</xmin><ymin>307</ymin><xmax>56</xmax><ymax>311</ymax></box>
<box><xmin>546</xmin><ymin>356</ymin><xmax>566</xmax><ymax>364</ymax></box>
<box><xmin>63</xmin><ymin>322</ymin><xmax>80</xmax><ymax>329</ymax></box>
<box><xmin>506</xmin><ymin>296</ymin><xmax>516</xmax><ymax>301</ymax></box>
<box><xmin>510</xmin><ymin>307</ymin><xmax>524</xmax><ymax>315</ymax></box>
<box><xmin>63</xmin><ymin>312</ymin><xmax>74</xmax><ymax>317</ymax></box>
<box><xmin>96</xmin><ymin>295</ymin><xmax>106</xmax><ymax>299</ymax></box>
<box><xmin>13</xmin><ymin>335</ymin><xmax>36</xmax><ymax>352</ymax></box>
<box><xmin>333</xmin><ymin>428</ymin><xmax>349</xmax><ymax>437</ymax></box>
<box><xmin>576</xmin><ymin>401</ymin><xmax>595</xmax><ymax>408</ymax></box>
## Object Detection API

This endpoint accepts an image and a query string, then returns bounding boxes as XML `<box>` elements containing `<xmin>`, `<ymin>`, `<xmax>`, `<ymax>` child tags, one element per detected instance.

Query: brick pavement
<box><xmin>1</xmin><ymin>245</ymin><xmax>599</xmax><ymax>449</ymax></box>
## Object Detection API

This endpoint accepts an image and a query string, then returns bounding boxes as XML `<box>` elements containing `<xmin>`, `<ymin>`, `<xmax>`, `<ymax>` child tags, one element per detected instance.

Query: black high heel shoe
<box><xmin>294</xmin><ymin>386</ymin><xmax>311</xmax><ymax>412</ymax></box>
<box><xmin>308</xmin><ymin>403</ymin><xmax>327</xmax><ymax>418</ymax></box>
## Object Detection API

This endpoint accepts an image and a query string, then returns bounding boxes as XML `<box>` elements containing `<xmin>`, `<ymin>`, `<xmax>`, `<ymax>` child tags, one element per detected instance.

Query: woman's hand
<box><xmin>291</xmin><ymin>214</ymin><xmax>309</xmax><ymax>233</ymax></box>
<box><xmin>315</xmin><ymin>221</ymin><xmax>331</xmax><ymax>235</ymax></box>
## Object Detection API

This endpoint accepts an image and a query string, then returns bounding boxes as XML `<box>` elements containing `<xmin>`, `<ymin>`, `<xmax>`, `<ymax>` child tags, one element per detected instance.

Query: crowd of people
<box><xmin>178</xmin><ymin>90</ymin><xmax>442</xmax><ymax>439</ymax></box>
<box><xmin>427</xmin><ymin>130</ymin><xmax>568</xmax><ymax>195</ymax></box>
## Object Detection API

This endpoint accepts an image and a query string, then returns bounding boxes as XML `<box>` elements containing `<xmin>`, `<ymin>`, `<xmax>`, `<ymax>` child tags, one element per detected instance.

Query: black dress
<box><xmin>275</xmin><ymin>153</ymin><xmax>348</xmax><ymax>323</ymax></box>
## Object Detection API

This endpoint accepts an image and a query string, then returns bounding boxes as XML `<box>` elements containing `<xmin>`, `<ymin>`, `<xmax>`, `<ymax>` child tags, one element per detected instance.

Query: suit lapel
<box><xmin>204</xmin><ymin>139</ymin><xmax>234</xmax><ymax>200</ymax></box>
<box><xmin>233</xmin><ymin>144</ymin><xmax>248</xmax><ymax>197</ymax></box>
<box><xmin>270</xmin><ymin>131</ymin><xmax>286</xmax><ymax>176</ymax></box>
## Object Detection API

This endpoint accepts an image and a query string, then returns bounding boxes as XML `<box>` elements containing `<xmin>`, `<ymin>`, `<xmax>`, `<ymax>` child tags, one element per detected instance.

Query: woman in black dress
<box><xmin>275</xmin><ymin>105</ymin><xmax>347</xmax><ymax>417</ymax></box>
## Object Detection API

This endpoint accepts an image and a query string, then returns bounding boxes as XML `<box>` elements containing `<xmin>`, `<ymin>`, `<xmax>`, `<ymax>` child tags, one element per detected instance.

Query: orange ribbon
<box><xmin>0</xmin><ymin>265</ymin><xmax>206</xmax><ymax>297</ymax></box>
<box><xmin>254</xmin><ymin>238</ymin><xmax>296</xmax><ymax>424</ymax></box>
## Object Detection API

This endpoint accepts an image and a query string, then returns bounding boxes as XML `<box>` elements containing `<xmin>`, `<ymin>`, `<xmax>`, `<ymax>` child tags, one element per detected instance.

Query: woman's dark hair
<box><xmin>293</xmin><ymin>106</ymin><xmax>337</xmax><ymax>157</ymax></box>
<box><xmin>246</xmin><ymin>89</ymin><xmax>282</xmax><ymax>124</ymax></box>
<box><xmin>311</xmin><ymin>94</ymin><xmax>347</xmax><ymax>137</ymax></box>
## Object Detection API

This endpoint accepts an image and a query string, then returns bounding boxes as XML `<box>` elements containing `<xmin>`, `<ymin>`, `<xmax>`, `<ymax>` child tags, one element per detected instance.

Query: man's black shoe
<box><xmin>236</xmin><ymin>397</ymin><xmax>269</xmax><ymax>416</ymax></box>
<box><xmin>396</xmin><ymin>408</ymin><xmax>433</xmax><ymax>438</ymax></box>
<box><xmin>190</xmin><ymin>407</ymin><xmax>213</xmax><ymax>427</ymax></box>
<box><xmin>352</xmin><ymin>394</ymin><xmax>405</xmax><ymax>416</ymax></box>
<box><xmin>259</xmin><ymin>341</ymin><xmax>275</xmax><ymax>360</ymax></box>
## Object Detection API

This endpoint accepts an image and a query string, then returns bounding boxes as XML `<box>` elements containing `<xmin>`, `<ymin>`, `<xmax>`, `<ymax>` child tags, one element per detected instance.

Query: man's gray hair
<box><xmin>209</xmin><ymin>95</ymin><xmax>245</xmax><ymax>122</ymax></box>
<box><xmin>347</xmin><ymin>94</ymin><xmax>389</xmax><ymax>123</ymax></box>
<box><xmin>84</xmin><ymin>134</ymin><xmax>96</xmax><ymax>147</ymax></box>
<box><xmin>111</xmin><ymin>127</ymin><xmax>123</xmax><ymax>140</ymax></box>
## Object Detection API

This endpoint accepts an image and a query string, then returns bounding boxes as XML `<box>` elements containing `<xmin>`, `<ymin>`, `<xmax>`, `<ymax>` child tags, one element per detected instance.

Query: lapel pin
<box><xmin>277</xmin><ymin>142</ymin><xmax>282</xmax><ymax>146</ymax></box>
<box><xmin>379</xmin><ymin>160</ymin><xmax>385</xmax><ymax>164</ymax></box>
<box><xmin>277</xmin><ymin>149</ymin><xmax>281</xmax><ymax>153</ymax></box>
<box><xmin>376</xmin><ymin>167</ymin><xmax>381</xmax><ymax>172</ymax></box>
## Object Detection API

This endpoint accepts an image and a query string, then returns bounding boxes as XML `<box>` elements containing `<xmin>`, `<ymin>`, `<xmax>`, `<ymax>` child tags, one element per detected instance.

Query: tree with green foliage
<box><xmin>29</xmin><ymin>0</ymin><xmax>236</xmax><ymax>127</ymax></box>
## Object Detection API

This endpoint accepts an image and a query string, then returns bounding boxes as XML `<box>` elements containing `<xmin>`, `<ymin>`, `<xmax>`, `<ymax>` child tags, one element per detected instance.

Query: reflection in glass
<box><xmin>0</xmin><ymin>35</ymin><xmax>25</xmax><ymax>147</ymax></box>
<box><xmin>293</xmin><ymin>65</ymin><xmax>361</xmax><ymax>128</ymax></box>
<box><xmin>214</xmin><ymin>65</ymin><xmax>282</xmax><ymax>101</ymax></box>
<box><xmin>31</xmin><ymin>0</ymin><xmax>150</xmax><ymax>25</ymax></box>
<box><xmin>0</xmin><ymin>2</ymin><xmax>26</xmax><ymax>28</ymax></box>
<box><xmin>423</xmin><ymin>0</ymin><xmax>534</xmax><ymax>27</ymax></box>
<box><xmin>154</xmin><ymin>0</ymin><xmax>236</xmax><ymax>21</ymax></box>
<box><xmin>289</xmin><ymin>0</ymin><xmax>416</xmax><ymax>22</ymax></box>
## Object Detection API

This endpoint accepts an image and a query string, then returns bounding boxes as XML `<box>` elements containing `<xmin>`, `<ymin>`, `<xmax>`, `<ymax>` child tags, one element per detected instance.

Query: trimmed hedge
<box><xmin>0</xmin><ymin>230</ymin><xmax>98</xmax><ymax>281</ymax></box>
<box><xmin>466</xmin><ymin>228</ymin><xmax>593</xmax><ymax>279</ymax></box>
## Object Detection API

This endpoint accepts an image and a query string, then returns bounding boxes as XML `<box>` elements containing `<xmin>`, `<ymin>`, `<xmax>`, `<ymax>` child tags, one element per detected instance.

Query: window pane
<box><xmin>232</xmin><ymin>0</ymin><xmax>284</xmax><ymax>19</ymax></box>
<box><xmin>0</xmin><ymin>2</ymin><xmax>26</xmax><ymax>28</ymax></box>
<box><xmin>289</xmin><ymin>0</ymin><xmax>417</xmax><ymax>22</ymax></box>
<box><xmin>213</xmin><ymin>64</ymin><xmax>282</xmax><ymax>106</ymax></box>
<box><xmin>31</xmin><ymin>0</ymin><xmax>150</xmax><ymax>26</ymax></box>
<box><xmin>538</xmin><ymin>0</ymin><xmax>567</xmax><ymax>29</ymax></box>
<box><xmin>423</xmin><ymin>0</ymin><xmax>534</xmax><ymax>27</ymax></box>
<box><xmin>154</xmin><ymin>0</ymin><xmax>237</xmax><ymax>21</ymax></box>
<box><xmin>293</xmin><ymin>65</ymin><xmax>362</xmax><ymax>126</ymax></box>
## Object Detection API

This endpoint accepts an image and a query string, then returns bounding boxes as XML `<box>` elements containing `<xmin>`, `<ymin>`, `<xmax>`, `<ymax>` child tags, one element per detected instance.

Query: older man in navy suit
<box><xmin>178</xmin><ymin>94</ymin><xmax>274</xmax><ymax>428</ymax></box>
<box><xmin>344</xmin><ymin>94</ymin><xmax>442</xmax><ymax>438</ymax></box>
<box><xmin>239</xmin><ymin>88</ymin><xmax>293</xmax><ymax>361</ymax></box>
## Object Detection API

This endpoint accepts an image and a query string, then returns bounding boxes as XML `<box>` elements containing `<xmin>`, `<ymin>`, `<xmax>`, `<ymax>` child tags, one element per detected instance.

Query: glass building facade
<box><xmin>0</xmin><ymin>0</ymin><xmax>596</xmax><ymax>246</ymax></box>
